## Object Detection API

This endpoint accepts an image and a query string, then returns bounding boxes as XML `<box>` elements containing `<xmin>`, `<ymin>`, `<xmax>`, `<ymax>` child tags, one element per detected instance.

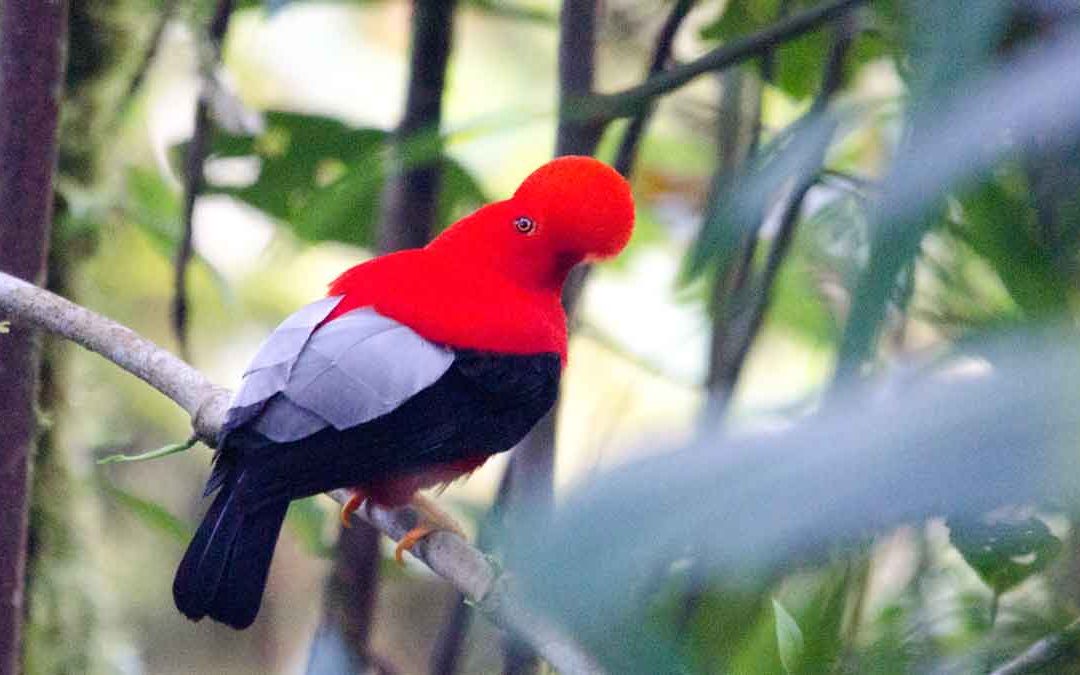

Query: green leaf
<box><xmin>100</xmin><ymin>482</ymin><xmax>193</xmax><ymax>543</ymax></box>
<box><xmin>949</xmin><ymin>514</ymin><xmax>1062</xmax><ymax>595</ymax></box>
<box><xmin>97</xmin><ymin>437</ymin><xmax>197</xmax><ymax>465</ymax></box>
<box><xmin>191</xmin><ymin>111</ymin><xmax>388</xmax><ymax>249</ymax></box>
<box><xmin>189</xmin><ymin>110</ymin><xmax>488</xmax><ymax>248</ymax></box>
<box><xmin>952</xmin><ymin>176</ymin><xmax>1070</xmax><ymax>317</ymax></box>
<box><xmin>126</xmin><ymin>166</ymin><xmax>182</xmax><ymax>254</ymax></box>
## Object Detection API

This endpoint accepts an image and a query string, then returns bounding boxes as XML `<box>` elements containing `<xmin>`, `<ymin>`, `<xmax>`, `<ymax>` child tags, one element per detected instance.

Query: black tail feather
<box><xmin>173</xmin><ymin>469</ymin><xmax>288</xmax><ymax>629</ymax></box>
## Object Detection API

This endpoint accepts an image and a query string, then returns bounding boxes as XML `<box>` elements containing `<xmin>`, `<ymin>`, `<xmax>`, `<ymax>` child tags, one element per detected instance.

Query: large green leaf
<box><xmin>191</xmin><ymin>110</ymin><xmax>487</xmax><ymax>248</ymax></box>
<box><xmin>197</xmin><ymin>111</ymin><xmax>387</xmax><ymax>248</ymax></box>
<box><xmin>949</xmin><ymin>514</ymin><xmax>1062</xmax><ymax>596</ymax></box>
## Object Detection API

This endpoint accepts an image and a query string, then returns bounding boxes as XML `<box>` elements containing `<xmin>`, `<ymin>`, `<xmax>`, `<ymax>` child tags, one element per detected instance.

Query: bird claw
<box><xmin>393</xmin><ymin>494</ymin><xmax>469</xmax><ymax>565</ymax></box>
<box><xmin>339</xmin><ymin>490</ymin><xmax>365</xmax><ymax>529</ymax></box>
<box><xmin>394</xmin><ymin>525</ymin><xmax>437</xmax><ymax>565</ymax></box>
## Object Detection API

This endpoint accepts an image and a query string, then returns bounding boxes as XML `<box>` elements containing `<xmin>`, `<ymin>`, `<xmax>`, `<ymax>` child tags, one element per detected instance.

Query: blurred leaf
<box><xmin>288</xmin><ymin>496</ymin><xmax>334</xmax><ymax>558</ymax></box>
<box><xmin>0</xmin><ymin>320</ymin><xmax>9</xmax><ymax>334</ymax></box>
<box><xmin>963</xmin><ymin>178</ymin><xmax>1068</xmax><ymax>314</ymax></box>
<box><xmin>512</xmin><ymin>330</ymin><xmax>1080</xmax><ymax>673</ymax></box>
<box><xmin>949</xmin><ymin>514</ymin><xmax>1062</xmax><ymax>595</ymax></box>
<box><xmin>769</xmin><ymin>249</ymin><xmax>840</xmax><ymax>345</ymax></box>
<box><xmin>699</xmin><ymin>1</ymin><xmax>891</xmax><ymax>99</ymax></box>
<box><xmin>126</xmin><ymin>166</ymin><xmax>182</xmax><ymax>253</ymax></box>
<box><xmin>838</xmin><ymin>29</ymin><xmax>1080</xmax><ymax>376</ymax></box>
<box><xmin>773</xmin><ymin>597</ymin><xmax>805</xmax><ymax>674</ymax></box>
<box><xmin>191</xmin><ymin>110</ymin><xmax>388</xmax><ymax>248</ymax></box>
<box><xmin>97</xmin><ymin>437</ymin><xmax>197</xmax><ymax>465</ymax></box>
<box><xmin>124</xmin><ymin>167</ymin><xmax>234</xmax><ymax>297</ymax></box>
<box><xmin>683</xmin><ymin>111</ymin><xmax>839</xmax><ymax>284</ymax></box>
<box><xmin>188</xmin><ymin>110</ymin><xmax>487</xmax><ymax>248</ymax></box>
<box><xmin>100</xmin><ymin>482</ymin><xmax>192</xmax><ymax>543</ymax></box>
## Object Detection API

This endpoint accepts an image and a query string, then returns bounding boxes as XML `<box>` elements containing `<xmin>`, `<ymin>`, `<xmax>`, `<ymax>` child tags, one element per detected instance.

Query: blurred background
<box><xmin>12</xmin><ymin>0</ymin><xmax>1080</xmax><ymax>673</ymax></box>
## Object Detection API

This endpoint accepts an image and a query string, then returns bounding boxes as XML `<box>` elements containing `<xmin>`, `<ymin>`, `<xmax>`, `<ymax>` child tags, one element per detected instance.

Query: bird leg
<box><xmin>339</xmin><ymin>489</ymin><xmax>366</xmax><ymax>529</ymax></box>
<box><xmin>394</xmin><ymin>493</ymin><xmax>468</xmax><ymax>565</ymax></box>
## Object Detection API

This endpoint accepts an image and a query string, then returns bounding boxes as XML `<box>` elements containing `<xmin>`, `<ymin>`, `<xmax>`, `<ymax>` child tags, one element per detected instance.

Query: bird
<box><xmin>172</xmin><ymin>155</ymin><xmax>635</xmax><ymax>629</ymax></box>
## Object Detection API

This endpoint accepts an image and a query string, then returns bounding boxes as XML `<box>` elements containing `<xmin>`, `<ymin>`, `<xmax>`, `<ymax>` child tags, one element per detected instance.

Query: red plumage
<box><xmin>173</xmin><ymin>155</ymin><xmax>634</xmax><ymax>629</ymax></box>
<box><xmin>325</xmin><ymin>155</ymin><xmax>635</xmax><ymax>362</ymax></box>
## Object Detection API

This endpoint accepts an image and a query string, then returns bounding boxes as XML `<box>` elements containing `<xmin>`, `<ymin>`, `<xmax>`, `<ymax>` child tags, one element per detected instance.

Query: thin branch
<box><xmin>0</xmin><ymin>270</ymin><xmax>604</xmax><ymax>675</ymax></box>
<box><xmin>612</xmin><ymin>0</ymin><xmax>696</xmax><ymax>177</ymax></box>
<box><xmin>0</xmin><ymin>1</ymin><xmax>69</xmax><ymax>671</ymax></box>
<box><xmin>990</xmin><ymin>618</ymin><xmax>1080</xmax><ymax>675</ymax></box>
<box><xmin>706</xmin><ymin>12</ymin><xmax>856</xmax><ymax>416</ymax></box>
<box><xmin>172</xmin><ymin>0</ymin><xmax>235</xmax><ymax>360</ymax></box>
<box><xmin>111</xmin><ymin>0</ymin><xmax>178</xmax><ymax>128</ymax></box>
<box><xmin>573</xmin><ymin>0</ymin><xmax>867</xmax><ymax>123</ymax></box>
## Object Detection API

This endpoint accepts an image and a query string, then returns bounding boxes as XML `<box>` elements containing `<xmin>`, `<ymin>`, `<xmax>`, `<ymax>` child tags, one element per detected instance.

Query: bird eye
<box><xmin>513</xmin><ymin>216</ymin><xmax>536</xmax><ymax>235</ymax></box>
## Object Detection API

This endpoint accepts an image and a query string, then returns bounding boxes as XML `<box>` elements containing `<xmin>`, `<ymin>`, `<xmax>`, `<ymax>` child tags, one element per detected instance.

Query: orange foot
<box><xmin>394</xmin><ymin>493</ymin><xmax>467</xmax><ymax>565</ymax></box>
<box><xmin>339</xmin><ymin>489</ymin><xmax>366</xmax><ymax>529</ymax></box>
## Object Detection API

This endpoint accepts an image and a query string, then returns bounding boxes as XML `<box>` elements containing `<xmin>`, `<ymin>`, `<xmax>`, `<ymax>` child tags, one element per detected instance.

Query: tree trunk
<box><xmin>0</xmin><ymin>1</ymin><xmax>69</xmax><ymax>673</ymax></box>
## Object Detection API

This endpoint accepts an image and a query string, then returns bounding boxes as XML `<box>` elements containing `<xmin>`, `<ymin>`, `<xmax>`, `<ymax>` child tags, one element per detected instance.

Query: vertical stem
<box><xmin>378</xmin><ymin>0</ymin><xmax>457</xmax><ymax>252</ymax></box>
<box><xmin>173</xmin><ymin>0</ymin><xmax>234</xmax><ymax>359</ymax></box>
<box><xmin>554</xmin><ymin>0</ymin><xmax>601</xmax><ymax>157</ymax></box>
<box><xmin>0</xmin><ymin>1</ymin><xmax>69</xmax><ymax>672</ymax></box>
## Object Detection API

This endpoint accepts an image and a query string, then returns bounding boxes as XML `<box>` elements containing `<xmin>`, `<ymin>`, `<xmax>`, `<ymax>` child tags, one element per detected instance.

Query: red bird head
<box><xmin>430</xmin><ymin>156</ymin><xmax>635</xmax><ymax>292</ymax></box>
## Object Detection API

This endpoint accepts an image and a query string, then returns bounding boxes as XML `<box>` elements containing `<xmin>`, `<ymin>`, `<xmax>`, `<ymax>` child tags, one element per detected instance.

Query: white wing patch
<box><xmin>224</xmin><ymin>299</ymin><xmax>455</xmax><ymax>444</ymax></box>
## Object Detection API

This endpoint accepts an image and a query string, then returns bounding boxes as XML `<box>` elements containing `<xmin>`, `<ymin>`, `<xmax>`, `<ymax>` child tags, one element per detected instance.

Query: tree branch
<box><xmin>705</xmin><ymin>14</ymin><xmax>855</xmax><ymax>416</ymax></box>
<box><xmin>612</xmin><ymin>0</ymin><xmax>696</xmax><ymax>177</ymax></box>
<box><xmin>173</xmin><ymin>0</ymin><xmax>235</xmax><ymax>360</ymax></box>
<box><xmin>990</xmin><ymin>618</ymin><xmax>1080</xmax><ymax>675</ymax></box>
<box><xmin>0</xmin><ymin>270</ymin><xmax>605</xmax><ymax>675</ymax></box>
<box><xmin>572</xmin><ymin>0</ymin><xmax>867</xmax><ymax>123</ymax></box>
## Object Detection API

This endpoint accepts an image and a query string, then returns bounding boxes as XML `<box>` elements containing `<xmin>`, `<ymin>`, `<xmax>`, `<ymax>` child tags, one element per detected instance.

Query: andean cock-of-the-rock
<box><xmin>172</xmin><ymin>155</ymin><xmax>635</xmax><ymax>629</ymax></box>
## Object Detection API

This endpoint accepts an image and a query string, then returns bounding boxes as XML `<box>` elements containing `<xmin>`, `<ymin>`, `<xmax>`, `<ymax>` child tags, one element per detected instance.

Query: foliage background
<box><xmin>8</xmin><ymin>0</ymin><xmax>1080</xmax><ymax>673</ymax></box>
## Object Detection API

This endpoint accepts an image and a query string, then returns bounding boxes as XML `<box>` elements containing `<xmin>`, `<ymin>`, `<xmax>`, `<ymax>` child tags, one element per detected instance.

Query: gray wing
<box><xmin>222</xmin><ymin>298</ymin><xmax>455</xmax><ymax>444</ymax></box>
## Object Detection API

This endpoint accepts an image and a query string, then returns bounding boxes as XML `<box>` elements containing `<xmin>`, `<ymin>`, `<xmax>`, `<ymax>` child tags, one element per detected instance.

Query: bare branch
<box><xmin>573</xmin><ymin>0</ymin><xmax>867</xmax><ymax>123</ymax></box>
<box><xmin>990</xmin><ymin>618</ymin><xmax>1080</xmax><ymax>675</ymax></box>
<box><xmin>706</xmin><ymin>14</ymin><xmax>855</xmax><ymax>415</ymax></box>
<box><xmin>0</xmin><ymin>270</ymin><xmax>605</xmax><ymax>675</ymax></box>
<box><xmin>613</xmin><ymin>0</ymin><xmax>697</xmax><ymax>177</ymax></box>
<box><xmin>173</xmin><ymin>0</ymin><xmax>235</xmax><ymax>360</ymax></box>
